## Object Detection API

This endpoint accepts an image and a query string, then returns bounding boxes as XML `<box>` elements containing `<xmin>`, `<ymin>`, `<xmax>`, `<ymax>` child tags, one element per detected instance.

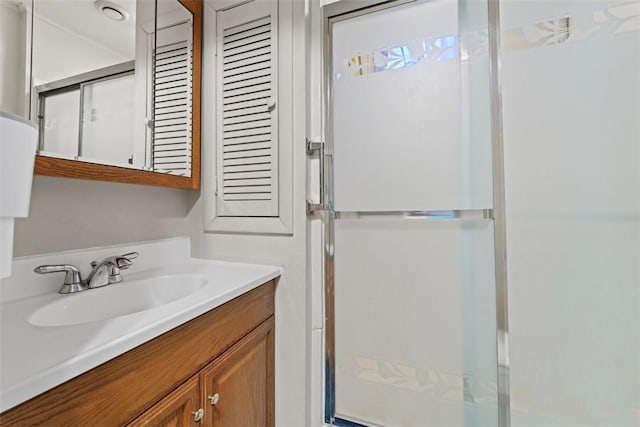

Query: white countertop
<box><xmin>0</xmin><ymin>238</ymin><xmax>281</xmax><ymax>412</ymax></box>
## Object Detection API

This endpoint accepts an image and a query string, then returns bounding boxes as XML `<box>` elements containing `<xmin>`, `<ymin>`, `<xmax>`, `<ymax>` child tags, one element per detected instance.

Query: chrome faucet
<box><xmin>34</xmin><ymin>252</ymin><xmax>138</xmax><ymax>294</ymax></box>
<box><xmin>85</xmin><ymin>253</ymin><xmax>138</xmax><ymax>288</ymax></box>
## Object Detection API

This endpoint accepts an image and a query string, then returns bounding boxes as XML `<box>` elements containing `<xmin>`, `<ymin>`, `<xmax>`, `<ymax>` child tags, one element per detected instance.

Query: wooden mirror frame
<box><xmin>34</xmin><ymin>0</ymin><xmax>202</xmax><ymax>189</ymax></box>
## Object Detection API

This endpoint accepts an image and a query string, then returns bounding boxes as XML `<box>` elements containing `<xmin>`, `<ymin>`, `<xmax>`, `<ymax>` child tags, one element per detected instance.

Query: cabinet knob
<box><xmin>208</xmin><ymin>393</ymin><xmax>220</xmax><ymax>406</ymax></box>
<box><xmin>193</xmin><ymin>408</ymin><xmax>204</xmax><ymax>422</ymax></box>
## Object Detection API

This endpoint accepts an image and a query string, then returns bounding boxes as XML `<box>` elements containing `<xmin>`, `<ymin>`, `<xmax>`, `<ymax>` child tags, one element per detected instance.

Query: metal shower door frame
<box><xmin>319</xmin><ymin>0</ymin><xmax>510</xmax><ymax>426</ymax></box>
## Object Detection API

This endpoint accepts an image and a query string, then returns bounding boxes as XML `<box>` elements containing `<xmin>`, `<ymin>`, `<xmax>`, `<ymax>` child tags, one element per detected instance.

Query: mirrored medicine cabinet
<box><xmin>2</xmin><ymin>0</ymin><xmax>201</xmax><ymax>188</ymax></box>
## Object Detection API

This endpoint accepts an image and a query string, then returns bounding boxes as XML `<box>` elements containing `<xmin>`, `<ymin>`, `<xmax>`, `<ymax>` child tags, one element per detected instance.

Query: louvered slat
<box><xmin>223</xmin><ymin>119</ymin><xmax>271</xmax><ymax>132</ymax></box>
<box><xmin>223</xmin><ymin>155</ymin><xmax>271</xmax><ymax>167</ymax></box>
<box><xmin>224</xmin><ymin>193</ymin><xmax>271</xmax><ymax>201</ymax></box>
<box><xmin>224</xmin><ymin>112</ymin><xmax>271</xmax><ymax>125</ymax></box>
<box><xmin>223</xmin><ymin>91</ymin><xmax>270</xmax><ymax>106</ymax></box>
<box><xmin>224</xmin><ymin>75</ymin><xmax>271</xmax><ymax>91</ymax></box>
<box><xmin>224</xmin><ymin>163</ymin><xmax>272</xmax><ymax>173</ymax></box>
<box><xmin>223</xmin><ymin>61</ymin><xmax>271</xmax><ymax>78</ymax></box>
<box><xmin>223</xmin><ymin>82</ymin><xmax>271</xmax><ymax>99</ymax></box>
<box><xmin>223</xmin><ymin>16</ymin><xmax>270</xmax><ymax>37</ymax></box>
<box><xmin>224</xmin><ymin>169</ymin><xmax>271</xmax><ymax>179</ymax></box>
<box><xmin>224</xmin><ymin>148</ymin><xmax>272</xmax><ymax>160</ymax></box>
<box><xmin>224</xmin><ymin>141</ymin><xmax>272</xmax><ymax>153</ymax></box>
<box><xmin>223</xmin><ymin>47</ymin><xmax>271</xmax><ymax>66</ymax></box>
<box><xmin>224</xmin><ymin>177</ymin><xmax>271</xmax><ymax>186</ymax></box>
<box><xmin>223</xmin><ymin>98</ymin><xmax>270</xmax><ymax>113</ymax></box>
<box><xmin>223</xmin><ymin>128</ymin><xmax>270</xmax><ymax>140</ymax></box>
<box><xmin>224</xmin><ymin>135</ymin><xmax>271</xmax><ymax>147</ymax></box>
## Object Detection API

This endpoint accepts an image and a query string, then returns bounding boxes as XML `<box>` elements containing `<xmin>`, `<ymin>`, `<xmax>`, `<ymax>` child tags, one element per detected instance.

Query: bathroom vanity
<box><xmin>0</xmin><ymin>238</ymin><xmax>280</xmax><ymax>426</ymax></box>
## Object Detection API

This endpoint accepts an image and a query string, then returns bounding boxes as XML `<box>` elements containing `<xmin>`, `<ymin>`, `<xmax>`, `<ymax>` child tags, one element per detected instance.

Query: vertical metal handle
<box><xmin>306</xmin><ymin>138</ymin><xmax>325</xmax><ymax>213</ymax></box>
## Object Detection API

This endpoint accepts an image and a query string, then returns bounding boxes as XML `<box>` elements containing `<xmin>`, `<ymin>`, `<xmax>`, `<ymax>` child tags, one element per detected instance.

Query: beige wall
<box><xmin>14</xmin><ymin>175</ymin><xmax>198</xmax><ymax>256</ymax></box>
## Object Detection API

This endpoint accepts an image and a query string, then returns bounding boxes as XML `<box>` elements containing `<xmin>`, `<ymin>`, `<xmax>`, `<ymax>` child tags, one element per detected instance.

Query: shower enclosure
<box><xmin>318</xmin><ymin>0</ymin><xmax>640</xmax><ymax>426</ymax></box>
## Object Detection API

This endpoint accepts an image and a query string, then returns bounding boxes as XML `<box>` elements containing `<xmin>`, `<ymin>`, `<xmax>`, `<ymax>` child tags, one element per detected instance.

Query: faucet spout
<box><xmin>86</xmin><ymin>252</ymin><xmax>138</xmax><ymax>289</ymax></box>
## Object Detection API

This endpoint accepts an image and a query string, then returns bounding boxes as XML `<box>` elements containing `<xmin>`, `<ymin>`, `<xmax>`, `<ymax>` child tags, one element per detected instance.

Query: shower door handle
<box><xmin>306</xmin><ymin>138</ymin><xmax>326</xmax><ymax>214</ymax></box>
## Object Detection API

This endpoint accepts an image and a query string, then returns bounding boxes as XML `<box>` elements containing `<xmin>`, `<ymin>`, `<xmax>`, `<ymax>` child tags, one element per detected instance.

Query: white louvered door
<box><xmin>216</xmin><ymin>0</ymin><xmax>278</xmax><ymax>217</ymax></box>
<box><xmin>154</xmin><ymin>21</ymin><xmax>193</xmax><ymax>176</ymax></box>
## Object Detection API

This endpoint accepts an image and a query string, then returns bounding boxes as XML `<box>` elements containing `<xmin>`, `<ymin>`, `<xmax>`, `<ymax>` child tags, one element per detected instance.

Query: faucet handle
<box><xmin>115</xmin><ymin>252</ymin><xmax>138</xmax><ymax>270</ymax></box>
<box><xmin>90</xmin><ymin>252</ymin><xmax>138</xmax><ymax>270</ymax></box>
<box><xmin>34</xmin><ymin>264</ymin><xmax>87</xmax><ymax>294</ymax></box>
<box><xmin>120</xmin><ymin>252</ymin><xmax>139</xmax><ymax>261</ymax></box>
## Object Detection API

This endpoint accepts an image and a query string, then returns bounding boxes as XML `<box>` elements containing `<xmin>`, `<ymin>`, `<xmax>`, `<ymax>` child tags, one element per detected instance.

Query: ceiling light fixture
<box><xmin>94</xmin><ymin>0</ymin><xmax>130</xmax><ymax>21</ymax></box>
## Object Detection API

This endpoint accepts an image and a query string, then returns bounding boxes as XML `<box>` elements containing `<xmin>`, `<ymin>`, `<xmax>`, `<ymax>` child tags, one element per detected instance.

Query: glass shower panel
<box><xmin>329</xmin><ymin>0</ymin><xmax>497</xmax><ymax>425</ymax></box>
<box><xmin>334</xmin><ymin>219</ymin><xmax>498</xmax><ymax>426</ymax></box>
<box><xmin>331</xmin><ymin>0</ymin><xmax>492</xmax><ymax>212</ymax></box>
<box><xmin>81</xmin><ymin>73</ymin><xmax>136</xmax><ymax>167</ymax></box>
<box><xmin>500</xmin><ymin>0</ymin><xmax>640</xmax><ymax>425</ymax></box>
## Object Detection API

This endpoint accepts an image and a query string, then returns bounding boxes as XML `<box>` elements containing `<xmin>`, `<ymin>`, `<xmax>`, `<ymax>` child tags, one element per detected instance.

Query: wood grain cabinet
<box><xmin>201</xmin><ymin>319</ymin><xmax>274</xmax><ymax>427</ymax></box>
<box><xmin>0</xmin><ymin>280</ymin><xmax>275</xmax><ymax>427</ymax></box>
<box><xmin>129</xmin><ymin>376</ymin><xmax>202</xmax><ymax>427</ymax></box>
<box><xmin>131</xmin><ymin>318</ymin><xmax>274</xmax><ymax>427</ymax></box>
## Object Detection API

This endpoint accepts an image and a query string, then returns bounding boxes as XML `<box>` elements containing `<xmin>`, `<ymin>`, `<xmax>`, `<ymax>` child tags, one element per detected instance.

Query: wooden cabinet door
<box><xmin>201</xmin><ymin>318</ymin><xmax>274</xmax><ymax>427</ymax></box>
<box><xmin>129</xmin><ymin>376</ymin><xmax>203</xmax><ymax>427</ymax></box>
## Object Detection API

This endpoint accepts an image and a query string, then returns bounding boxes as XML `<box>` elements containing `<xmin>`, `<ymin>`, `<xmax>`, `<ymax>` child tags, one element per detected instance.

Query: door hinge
<box><xmin>306</xmin><ymin>201</ymin><xmax>325</xmax><ymax>215</ymax></box>
<box><xmin>306</xmin><ymin>138</ymin><xmax>324</xmax><ymax>156</ymax></box>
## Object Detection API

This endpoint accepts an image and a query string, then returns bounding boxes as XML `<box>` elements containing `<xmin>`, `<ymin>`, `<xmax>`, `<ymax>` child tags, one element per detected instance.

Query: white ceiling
<box><xmin>28</xmin><ymin>0</ymin><xmax>142</xmax><ymax>59</ymax></box>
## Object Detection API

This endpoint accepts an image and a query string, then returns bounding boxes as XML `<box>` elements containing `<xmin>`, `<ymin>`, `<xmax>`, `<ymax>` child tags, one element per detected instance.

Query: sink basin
<box><xmin>29</xmin><ymin>275</ymin><xmax>208</xmax><ymax>327</ymax></box>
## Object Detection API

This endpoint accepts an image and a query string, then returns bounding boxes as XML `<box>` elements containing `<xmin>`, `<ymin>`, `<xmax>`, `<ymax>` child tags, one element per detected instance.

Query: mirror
<box><xmin>1</xmin><ymin>0</ymin><xmax>200</xmax><ymax>188</ymax></box>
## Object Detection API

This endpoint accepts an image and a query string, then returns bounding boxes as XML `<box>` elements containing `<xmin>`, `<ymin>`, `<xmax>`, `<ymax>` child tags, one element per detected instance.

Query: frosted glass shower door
<box><xmin>329</xmin><ymin>1</ymin><xmax>498</xmax><ymax>426</ymax></box>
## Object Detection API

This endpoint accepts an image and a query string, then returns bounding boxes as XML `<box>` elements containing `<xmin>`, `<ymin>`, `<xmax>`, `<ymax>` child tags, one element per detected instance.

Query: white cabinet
<box><xmin>204</xmin><ymin>0</ymin><xmax>294</xmax><ymax>234</ymax></box>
